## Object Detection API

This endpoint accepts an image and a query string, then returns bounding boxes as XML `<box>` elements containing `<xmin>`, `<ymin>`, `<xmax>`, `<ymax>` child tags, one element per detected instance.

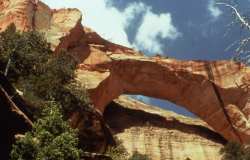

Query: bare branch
<box><xmin>236</xmin><ymin>37</ymin><xmax>250</xmax><ymax>52</ymax></box>
<box><xmin>0</xmin><ymin>87</ymin><xmax>33</xmax><ymax>127</ymax></box>
<box><xmin>4</xmin><ymin>58</ymin><xmax>11</xmax><ymax>76</ymax></box>
<box><xmin>217</xmin><ymin>2</ymin><xmax>250</xmax><ymax>31</ymax></box>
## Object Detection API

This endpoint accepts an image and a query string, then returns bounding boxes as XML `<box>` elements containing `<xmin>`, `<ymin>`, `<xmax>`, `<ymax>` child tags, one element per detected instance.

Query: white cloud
<box><xmin>40</xmin><ymin>0</ymin><xmax>180</xmax><ymax>55</ymax></box>
<box><xmin>134</xmin><ymin>8</ymin><xmax>180</xmax><ymax>54</ymax></box>
<box><xmin>41</xmin><ymin>0</ymin><xmax>131</xmax><ymax>47</ymax></box>
<box><xmin>123</xmin><ymin>2</ymin><xmax>147</xmax><ymax>28</ymax></box>
<box><xmin>208</xmin><ymin>1</ymin><xmax>222</xmax><ymax>19</ymax></box>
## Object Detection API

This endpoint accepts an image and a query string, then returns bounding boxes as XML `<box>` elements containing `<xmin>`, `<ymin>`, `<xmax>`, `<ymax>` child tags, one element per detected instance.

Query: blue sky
<box><xmin>41</xmin><ymin>0</ymin><xmax>250</xmax><ymax>117</ymax></box>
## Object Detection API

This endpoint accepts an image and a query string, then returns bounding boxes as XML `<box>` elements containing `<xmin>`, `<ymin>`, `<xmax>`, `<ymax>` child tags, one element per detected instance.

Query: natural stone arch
<box><xmin>86</xmin><ymin>56</ymin><xmax>250</xmax><ymax>143</ymax></box>
<box><xmin>1</xmin><ymin>0</ymin><xmax>250</xmax><ymax>144</ymax></box>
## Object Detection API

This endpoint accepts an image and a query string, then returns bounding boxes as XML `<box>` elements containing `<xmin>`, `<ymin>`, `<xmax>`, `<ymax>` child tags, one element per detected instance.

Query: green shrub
<box><xmin>220</xmin><ymin>142</ymin><xmax>250</xmax><ymax>160</ymax></box>
<box><xmin>105</xmin><ymin>139</ymin><xmax>129</xmax><ymax>160</ymax></box>
<box><xmin>0</xmin><ymin>24</ymin><xmax>92</xmax><ymax>159</ymax></box>
<box><xmin>105</xmin><ymin>138</ymin><xmax>151</xmax><ymax>160</ymax></box>
<box><xmin>0</xmin><ymin>24</ymin><xmax>91</xmax><ymax>118</ymax></box>
<box><xmin>128</xmin><ymin>151</ymin><xmax>151</xmax><ymax>160</ymax></box>
<box><xmin>10</xmin><ymin>102</ymin><xmax>82</xmax><ymax>160</ymax></box>
<box><xmin>0</xmin><ymin>24</ymin><xmax>52</xmax><ymax>80</ymax></box>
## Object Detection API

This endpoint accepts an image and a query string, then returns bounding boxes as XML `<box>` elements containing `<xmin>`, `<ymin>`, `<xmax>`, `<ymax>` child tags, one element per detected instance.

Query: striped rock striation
<box><xmin>104</xmin><ymin>96</ymin><xmax>225</xmax><ymax>160</ymax></box>
<box><xmin>0</xmin><ymin>0</ymin><xmax>83</xmax><ymax>50</ymax></box>
<box><xmin>2</xmin><ymin>0</ymin><xmax>250</xmax><ymax>155</ymax></box>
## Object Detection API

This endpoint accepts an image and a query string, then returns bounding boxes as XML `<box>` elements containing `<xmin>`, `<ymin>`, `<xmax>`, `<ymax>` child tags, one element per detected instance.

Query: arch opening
<box><xmin>103</xmin><ymin>95</ymin><xmax>228</xmax><ymax>146</ymax></box>
<box><xmin>129</xmin><ymin>95</ymin><xmax>197</xmax><ymax>118</ymax></box>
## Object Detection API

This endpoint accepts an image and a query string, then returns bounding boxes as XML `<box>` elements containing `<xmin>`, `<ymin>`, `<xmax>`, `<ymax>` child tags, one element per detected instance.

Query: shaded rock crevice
<box><xmin>0</xmin><ymin>74</ymin><xmax>33</xmax><ymax>160</ymax></box>
<box><xmin>104</xmin><ymin>101</ymin><xmax>227</xmax><ymax>145</ymax></box>
<box><xmin>104</xmin><ymin>97</ymin><xmax>224</xmax><ymax>160</ymax></box>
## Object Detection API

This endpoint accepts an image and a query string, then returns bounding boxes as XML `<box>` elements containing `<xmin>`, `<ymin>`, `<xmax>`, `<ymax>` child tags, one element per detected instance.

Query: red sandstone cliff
<box><xmin>2</xmin><ymin>0</ymin><xmax>250</xmax><ymax>157</ymax></box>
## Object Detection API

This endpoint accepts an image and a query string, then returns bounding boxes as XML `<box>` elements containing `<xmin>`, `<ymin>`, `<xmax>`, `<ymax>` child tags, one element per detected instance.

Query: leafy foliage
<box><xmin>10</xmin><ymin>102</ymin><xmax>82</xmax><ymax>160</ymax></box>
<box><xmin>105</xmin><ymin>139</ymin><xmax>129</xmax><ymax>160</ymax></box>
<box><xmin>220</xmin><ymin>142</ymin><xmax>250</xmax><ymax>160</ymax></box>
<box><xmin>105</xmin><ymin>138</ymin><xmax>151</xmax><ymax>160</ymax></box>
<box><xmin>0</xmin><ymin>24</ymin><xmax>93</xmax><ymax>159</ymax></box>
<box><xmin>0</xmin><ymin>24</ymin><xmax>91</xmax><ymax>118</ymax></box>
<box><xmin>0</xmin><ymin>24</ymin><xmax>52</xmax><ymax>79</ymax></box>
<box><xmin>128</xmin><ymin>151</ymin><xmax>151</xmax><ymax>160</ymax></box>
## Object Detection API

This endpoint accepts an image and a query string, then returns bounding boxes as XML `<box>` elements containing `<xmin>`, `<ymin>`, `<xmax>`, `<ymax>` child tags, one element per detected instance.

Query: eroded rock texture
<box><xmin>79</xmin><ymin>29</ymin><xmax>250</xmax><ymax>144</ymax></box>
<box><xmin>104</xmin><ymin>96</ymin><xmax>225</xmax><ymax>160</ymax></box>
<box><xmin>0</xmin><ymin>0</ymin><xmax>83</xmax><ymax>50</ymax></box>
<box><xmin>2</xmin><ymin>0</ymin><xmax>250</xmax><ymax>149</ymax></box>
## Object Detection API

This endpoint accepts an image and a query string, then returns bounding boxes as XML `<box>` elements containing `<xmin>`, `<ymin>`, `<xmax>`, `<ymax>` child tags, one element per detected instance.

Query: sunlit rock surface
<box><xmin>0</xmin><ymin>0</ymin><xmax>83</xmax><ymax>51</ymax></box>
<box><xmin>104</xmin><ymin>96</ymin><xmax>225</xmax><ymax>160</ymax></box>
<box><xmin>79</xmin><ymin>28</ymin><xmax>250</xmax><ymax>144</ymax></box>
<box><xmin>2</xmin><ymin>0</ymin><xmax>250</xmax><ymax>154</ymax></box>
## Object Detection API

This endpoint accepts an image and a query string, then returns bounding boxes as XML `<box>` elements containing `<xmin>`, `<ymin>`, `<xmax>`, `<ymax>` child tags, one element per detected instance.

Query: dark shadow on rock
<box><xmin>0</xmin><ymin>73</ymin><xmax>33</xmax><ymax>160</ymax></box>
<box><xmin>104</xmin><ymin>101</ymin><xmax>227</xmax><ymax>145</ymax></box>
<box><xmin>0</xmin><ymin>88</ymin><xmax>32</xmax><ymax>160</ymax></box>
<box><xmin>0</xmin><ymin>74</ymin><xmax>34</xmax><ymax>116</ymax></box>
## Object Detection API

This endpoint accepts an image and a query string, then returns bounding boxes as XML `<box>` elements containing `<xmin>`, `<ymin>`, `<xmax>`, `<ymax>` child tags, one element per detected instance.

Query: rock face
<box><xmin>2</xmin><ymin>0</ymin><xmax>250</xmax><ymax>153</ymax></box>
<box><xmin>0</xmin><ymin>0</ymin><xmax>83</xmax><ymax>51</ymax></box>
<box><xmin>104</xmin><ymin>96</ymin><xmax>225</xmax><ymax>160</ymax></box>
<box><xmin>0</xmin><ymin>0</ymin><xmax>35</xmax><ymax>31</ymax></box>
<box><xmin>79</xmin><ymin>28</ymin><xmax>250</xmax><ymax>144</ymax></box>
<box><xmin>68</xmin><ymin>105</ymin><xmax>115</xmax><ymax>153</ymax></box>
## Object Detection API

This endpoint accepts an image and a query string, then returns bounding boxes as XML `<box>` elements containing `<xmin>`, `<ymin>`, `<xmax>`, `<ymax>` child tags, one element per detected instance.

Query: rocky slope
<box><xmin>104</xmin><ymin>96</ymin><xmax>225</xmax><ymax>160</ymax></box>
<box><xmin>2</xmin><ymin>0</ymin><xmax>250</xmax><ymax>158</ymax></box>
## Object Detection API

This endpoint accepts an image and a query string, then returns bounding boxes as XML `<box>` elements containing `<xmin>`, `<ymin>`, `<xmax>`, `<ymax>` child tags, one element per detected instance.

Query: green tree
<box><xmin>0</xmin><ymin>23</ymin><xmax>52</xmax><ymax>79</ymax></box>
<box><xmin>220</xmin><ymin>142</ymin><xmax>244</xmax><ymax>160</ymax></box>
<box><xmin>105</xmin><ymin>138</ymin><xmax>151</xmax><ymax>160</ymax></box>
<box><xmin>220</xmin><ymin>142</ymin><xmax>250</xmax><ymax>160</ymax></box>
<box><xmin>10</xmin><ymin>102</ymin><xmax>82</xmax><ymax>160</ymax></box>
<box><xmin>105</xmin><ymin>139</ymin><xmax>129</xmax><ymax>160</ymax></box>
<box><xmin>128</xmin><ymin>151</ymin><xmax>151</xmax><ymax>160</ymax></box>
<box><xmin>0</xmin><ymin>24</ymin><xmax>92</xmax><ymax>159</ymax></box>
<box><xmin>0</xmin><ymin>24</ymin><xmax>90</xmax><ymax>118</ymax></box>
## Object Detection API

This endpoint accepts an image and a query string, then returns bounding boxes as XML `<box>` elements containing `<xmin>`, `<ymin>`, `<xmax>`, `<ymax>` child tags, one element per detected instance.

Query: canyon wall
<box><xmin>2</xmin><ymin>0</ymin><xmax>250</xmax><ymax>155</ymax></box>
<box><xmin>104</xmin><ymin>96</ymin><xmax>225</xmax><ymax>160</ymax></box>
<box><xmin>78</xmin><ymin>27</ymin><xmax>250</xmax><ymax>144</ymax></box>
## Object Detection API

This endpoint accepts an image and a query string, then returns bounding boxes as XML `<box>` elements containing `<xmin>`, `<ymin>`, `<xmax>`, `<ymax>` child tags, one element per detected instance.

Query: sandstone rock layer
<box><xmin>104</xmin><ymin>96</ymin><xmax>224</xmax><ymax>160</ymax></box>
<box><xmin>80</xmin><ymin>29</ymin><xmax>250</xmax><ymax>144</ymax></box>
<box><xmin>2</xmin><ymin>0</ymin><xmax>250</xmax><ymax>148</ymax></box>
